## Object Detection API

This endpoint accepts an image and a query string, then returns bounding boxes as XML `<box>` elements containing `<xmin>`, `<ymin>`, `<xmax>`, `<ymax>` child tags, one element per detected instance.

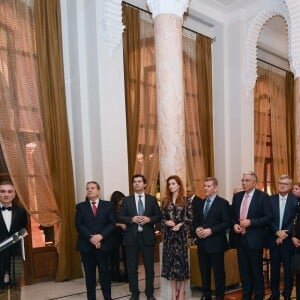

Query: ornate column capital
<box><xmin>146</xmin><ymin>0</ymin><xmax>190</xmax><ymax>20</ymax></box>
<box><xmin>99</xmin><ymin>0</ymin><xmax>124</xmax><ymax>54</ymax></box>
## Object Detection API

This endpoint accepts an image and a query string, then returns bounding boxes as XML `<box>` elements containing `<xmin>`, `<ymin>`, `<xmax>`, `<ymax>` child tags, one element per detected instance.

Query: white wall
<box><xmin>60</xmin><ymin>0</ymin><xmax>129</xmax><ymax>202</ymax></box>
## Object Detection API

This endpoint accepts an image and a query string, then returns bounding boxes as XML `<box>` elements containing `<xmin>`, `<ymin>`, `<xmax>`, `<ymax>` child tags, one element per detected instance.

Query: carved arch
<box><xmin>244</xmin><ymin>5</ymin><xmax>290</xmax><ymax>93</ymax></box>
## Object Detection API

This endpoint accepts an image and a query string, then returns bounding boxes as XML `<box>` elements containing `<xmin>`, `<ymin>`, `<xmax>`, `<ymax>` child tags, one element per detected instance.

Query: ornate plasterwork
<box><xmin>100</xmin><ymin>0</ymin><xmax>124</xmax><ymax>54</ymax></box>
<box><xmin>146</xmin><ymin>0</ymin><xmax>190</xmax><ymax>20</ymax></box>
<box><xmin>284</xmin><ymin>0</ymin><xmax>300</xmax><ymax>78</ymax></box>
<box><xmin>244</xmin><ymin>4</ymin><xmax>290</xmax><ymax>93</ymax></box>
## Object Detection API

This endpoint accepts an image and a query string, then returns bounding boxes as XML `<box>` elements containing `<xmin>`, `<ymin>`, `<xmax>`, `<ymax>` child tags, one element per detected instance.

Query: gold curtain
<box><xmin>123</xmin><ymin>5</ymin><xmax>146</xmax><ymax>192</ymax></box>
<box><xmin>0</xmin><ymin>1</ymin><xmax>60</xmax><ymax>223</ymax></box>
<box><xmin>184</xmin><ymin>32</ymin><xmax>213</xmax><ymax>198</ymax></box>
<box><xmin>254</xmin><ymin>68</ymin><xmax>270</xmax><ymax>189</ymax></box>
<box><xmin>122</xmin><ymin>4</ymin><xmax>214</xmax><ymax>197</ymax></box>
<box><xmin>254</xmin><ymin>62</ymin><xmax>294</xmax><ymax>192</ymax></box>
<box><xmin>34</xmin><ymin>0</ymin><xmax>82</xmax><ymax>280</ymax></box>
<box><xmin>285</xmin><ymin>71</ymin><xmax>295</xmax><ymax>177</ymax></box>
<box><xmin>195</xmin><ymin>35</ymin><xmax>214</xmax><ymax>179</ymax></box>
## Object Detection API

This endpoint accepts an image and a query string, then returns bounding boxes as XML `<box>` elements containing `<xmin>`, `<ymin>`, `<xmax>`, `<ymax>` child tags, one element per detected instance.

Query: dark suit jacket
<box><xmin>0</xmin><ymin>205</ymin><xmax>27</xmax><ymax>239</ymax></box>
<box><xmin>0</xmin><ymin>205</ymin><xmax>27</xmax><ymax>254</ymax></box>
<box><xmin>267</xmin><ymin>193</ymin><xmax>297</xmax><ymax>249</ymax></box>
<box><xmin>188</xmin><ymin>195</ymin><xmax>202</xmax><ymax>239</ymax></box>
<box><xmin>75</xmin><ymin>199</ymin><xmax>116</xmax><ymax>253</ymax></box>
<box><xmin>193</xmin><ymin>195</ymin><xmax>231</xmax><ymax>253</ymax></box>
<box><xmin>118</xmin><ymin>194</ymin><xmax>161</xmax><ymax>246</ymax></box>
<box><xmin>231</xmin><ymin>189</ymin><xmax>271</xmax><ymax>249</ymax></box>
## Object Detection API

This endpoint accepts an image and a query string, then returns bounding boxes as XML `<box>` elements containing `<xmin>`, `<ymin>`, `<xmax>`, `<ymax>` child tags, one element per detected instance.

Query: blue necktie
<box><xmin>137</xmin><ymin>195</ymin><xmax>144</xmax><ymax>232</ymax></box>
<box><xmin>204</xmin><ymin>198</ymin><xmax>211</xmax><ymax>217</ymax></box>
<box><xmin>138</xmin><ymin>195</ymin><xmax>144</xmax><ymax>215</ymax></box>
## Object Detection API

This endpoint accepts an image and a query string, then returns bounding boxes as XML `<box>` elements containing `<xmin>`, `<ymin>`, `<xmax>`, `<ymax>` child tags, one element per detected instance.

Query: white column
<box><xmin>146</xmin><ymin>1</ymin><xmax>190</xmax><ymax>298</ymax></box>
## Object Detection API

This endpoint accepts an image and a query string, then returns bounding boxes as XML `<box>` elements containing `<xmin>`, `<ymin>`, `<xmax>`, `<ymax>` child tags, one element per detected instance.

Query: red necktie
<box><xmin>92</xmin><ymin>201</ymin><xmax>97</xmax><ymax>216</ymax></box>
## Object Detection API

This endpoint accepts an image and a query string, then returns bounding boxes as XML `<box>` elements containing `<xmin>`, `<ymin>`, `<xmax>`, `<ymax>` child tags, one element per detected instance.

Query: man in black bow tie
<box><xmin>0</xmin><ymin>181</ymin><xmax>27</xmax><ymax>289</ymax></box>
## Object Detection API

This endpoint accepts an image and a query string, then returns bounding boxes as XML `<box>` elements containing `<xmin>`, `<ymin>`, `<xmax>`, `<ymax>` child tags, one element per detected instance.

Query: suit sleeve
<box><xmin>249</xmin><ymin>192</ymin><xmax>272</xmax><ymax>228</ymax></box>
<box><xmin>149</xmin><ymin>196</ymin><xmax>161</xmax><ymax>224</ymax></box>
<box><xmin>75</xmin><ymin>204</ymin><xmax>92</xmax><ymax>241</ymax></box>
<box><xmin>99</xmin><ymin>202</ymin><xmax>116</xmax><ymax>239</ymax></box>
<box><xmin>211</xmin><ymin>199</ymin><xmax>231</xmax><ymax>234</ymax></box>
<box><xmin>118</xmin><ymin>197</ymin><xmax>134</xmax><ymax>224</ymax></box>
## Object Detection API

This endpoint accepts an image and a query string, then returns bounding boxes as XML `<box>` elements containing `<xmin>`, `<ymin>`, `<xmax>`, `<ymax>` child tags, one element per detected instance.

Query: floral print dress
<box><xmin>161</xmin><ymin>202</ymin><xmax>190</xmax><ymax>280</ymax></box>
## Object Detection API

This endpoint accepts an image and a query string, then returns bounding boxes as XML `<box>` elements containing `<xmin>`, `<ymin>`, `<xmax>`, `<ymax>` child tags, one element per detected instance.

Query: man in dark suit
<box><xmin>0</xmin><ymin>181</ymin><xmax>27</xmax><ymax>289</ymax></box>
<box><xmin>231</xmin><ymin>171</ymin><xmax>271</xmax><ymax>300</ymax></box>
<box><xmin>267</xmin><ymin>175</ymin><xmax>297</xmax><ymax>300</ymax></box>
<box><xmin>193</xmin><ymin>177</ymin><xmax>231</xmax><ymax>300</ymax></box>
<box><xmin>186</xmin><ymin>185</ymin><xmax>202</xmax><ymax>243</ymax></box>
<box><xmin>118</xmin><ymin>174</ymin><xmax>161</xmax><ymax>300</ymax></box>
<box><xmin>75</xmin><ymin>181</ymin><xmax>115</xmax><ymax>300</ymax></box>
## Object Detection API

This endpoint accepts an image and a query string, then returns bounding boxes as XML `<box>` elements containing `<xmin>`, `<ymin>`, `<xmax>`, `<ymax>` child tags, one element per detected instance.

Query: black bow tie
<box><xmin>1</xmin><ymin>206</ymin><xmax>12</xmax><ymax>211</ymax></box>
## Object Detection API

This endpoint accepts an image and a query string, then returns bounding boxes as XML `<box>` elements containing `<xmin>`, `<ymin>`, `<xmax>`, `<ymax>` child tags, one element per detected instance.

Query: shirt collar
<box><xmin>89</xmin><ymin>199</ymin><xmax>99</xmax><ymax>205</ymax></box>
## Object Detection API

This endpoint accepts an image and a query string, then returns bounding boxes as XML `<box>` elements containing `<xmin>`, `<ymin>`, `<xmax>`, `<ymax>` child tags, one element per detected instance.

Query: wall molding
<box><xmin>99</xmin><ymin>0</ymin><xmax>124</xmax><ymax>54</ymax></box>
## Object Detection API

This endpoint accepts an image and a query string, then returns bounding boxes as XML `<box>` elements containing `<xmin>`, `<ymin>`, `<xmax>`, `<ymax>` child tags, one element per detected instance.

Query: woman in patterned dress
<box><xmin>161</xmin><ymin>175</ymin><xmax>190</xmax><ymax>300</ymax></box>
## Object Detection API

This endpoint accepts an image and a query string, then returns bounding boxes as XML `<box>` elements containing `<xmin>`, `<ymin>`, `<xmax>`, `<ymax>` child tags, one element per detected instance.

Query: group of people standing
<box><xmin>75</xmin><ymin>172</ymin><xmax>300</xmax><ymax>300</ymax></box>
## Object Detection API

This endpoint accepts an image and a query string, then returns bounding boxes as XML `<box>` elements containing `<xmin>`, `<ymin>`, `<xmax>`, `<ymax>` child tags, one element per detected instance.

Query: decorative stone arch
<box><xmin>284</xmin><ymin>0</ymin><xmax>300</xmax><ymax>77</ymax></box>
<box><xmin>244</xmin><ymin>5</ymin><xmax>290</xmax><ymax>93</ymax></box>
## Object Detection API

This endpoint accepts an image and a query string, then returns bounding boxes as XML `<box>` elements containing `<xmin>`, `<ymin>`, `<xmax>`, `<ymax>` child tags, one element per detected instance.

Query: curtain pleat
<box><xmin>34</xmin><ymin>0</ymin><xmax>82</xmax><ymax>281</ymax></box>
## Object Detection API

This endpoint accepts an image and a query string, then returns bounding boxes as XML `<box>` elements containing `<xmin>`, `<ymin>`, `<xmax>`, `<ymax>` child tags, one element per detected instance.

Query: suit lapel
<box><xmin>130</xmin><ymin>195</ymin><xmax>138</xmax><ymax>215</ymax></box>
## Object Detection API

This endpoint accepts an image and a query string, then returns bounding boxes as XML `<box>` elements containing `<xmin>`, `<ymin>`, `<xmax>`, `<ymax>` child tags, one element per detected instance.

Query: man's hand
<box><xmin>89</xmin><ymin>234</ymin><xmax>103</xmax><ymax>248</ymax></box>
<box><xmin>234</xmin><ymin>223</ymin><xmax>243</xmax><ymax>234</ymax></box>
<box><xmin>240</xmin><ymin>219</ymin><xmax>251</xmax><ymax>228</ymax></box>
<box><xmin>196</xmin><ymin>227</ymin><xmax>212</xmax><ymax>239</ymax></box>
<box><xmin>276</xmin><ymin>230</ymin><xmax>288</xmax><ymax>240</ymax></box>
<box><xmin>132</xmin><ymin>216</ymin><xmax>151</xmax><ymax>225</ymax></box>
<box><xmin>292</xmin><ymin>237</ymin><xmax>300</xmax><ymax>247</ymax></box>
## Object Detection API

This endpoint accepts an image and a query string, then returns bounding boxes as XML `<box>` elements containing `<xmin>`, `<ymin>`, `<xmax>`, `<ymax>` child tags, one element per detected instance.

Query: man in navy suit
<box><xmin>193</xmin><ymin>177</ymin><xmax>231</xmax><ymax>300</ymax></box>
<box><xmin>75</xmin><ymin>181</ymin><xmax>115</xmax><ymax>300</ymax></box>
<box><xmin>0</xmin><ymin>181</ymin><xmax>27</xmax><ymax>289</ymax></box>
<box><xmin>267</xmin><ymin>175</ymin><xmax>297</xmax><ymax>300</ymax></box>
<box><xmin>118</xmin><ymin>174</ymin><xmax>161</xmax><ymax>300</ymax></box>
<box><xmin>231</xmin><ymin>171</ymin><xmax>271</xmax><ymax>300</ymax></box>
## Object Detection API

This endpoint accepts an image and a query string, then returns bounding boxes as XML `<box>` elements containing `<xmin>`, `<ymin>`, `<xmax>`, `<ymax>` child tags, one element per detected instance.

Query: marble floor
<box><xmin>4</xmin><ymin>261</ymin><xmax>290</xmax><ymax>300</ymax></box>
<box><xmin>19</xmin><ymin>262</ymin><xmax>206</xmax><ymax>300</ymax></box>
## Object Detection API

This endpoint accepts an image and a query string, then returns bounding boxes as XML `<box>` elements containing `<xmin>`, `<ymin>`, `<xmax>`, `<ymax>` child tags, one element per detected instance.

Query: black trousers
<box><xmin>197</xmin><ymin>246</ymin><xmax>225</xmax><ymax>298</ymax></box>
<box><xmin>125</xmin><ymin>233</ymin><xmax>155</xmax><ymax>298</ymax></box>
<box><xmin>237</xmin><ymin>239</ymin><xmax>264</xmax><ymax>300</ymax></box>
<box><xmin>81</xmin><ymin>249</ymin><xmax>111</xmax><ymax>300</ymax></box>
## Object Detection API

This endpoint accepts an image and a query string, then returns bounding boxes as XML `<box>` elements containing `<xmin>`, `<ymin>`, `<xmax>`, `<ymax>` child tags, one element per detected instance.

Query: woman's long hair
<box><xmin>162</xmin><ymin>175</ymin><xmax>185</xmax><ymax>210</ymax></box>
<box><xmin>110</xmin><ymin>191</ymin><xmax>125</xmax><ymax>213</ymax></box>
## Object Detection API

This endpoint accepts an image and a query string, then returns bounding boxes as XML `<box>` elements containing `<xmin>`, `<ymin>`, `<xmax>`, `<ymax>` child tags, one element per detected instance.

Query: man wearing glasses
<box><xmin>266</xmin><ymin>175</ymin><xmax>297</xmax><ymax>300</ymax></box>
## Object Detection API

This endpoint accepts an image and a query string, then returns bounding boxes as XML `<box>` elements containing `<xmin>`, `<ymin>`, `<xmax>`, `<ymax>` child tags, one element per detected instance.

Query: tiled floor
<box><xmin>6</xmin><ymin>261</ymin><xmax>293</xmax><ymax>300</ymax></box>
<box><xmin>19</xmin><ymin>263</ymin><xmax>205</xmax><ymax>300</ymax></box>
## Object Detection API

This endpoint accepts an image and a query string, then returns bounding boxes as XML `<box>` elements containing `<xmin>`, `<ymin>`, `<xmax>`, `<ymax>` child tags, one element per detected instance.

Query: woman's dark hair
<box><xmin>110</xmin><ymin>190</ymin><xmax>125</xmax><ymax>212</ymax></box>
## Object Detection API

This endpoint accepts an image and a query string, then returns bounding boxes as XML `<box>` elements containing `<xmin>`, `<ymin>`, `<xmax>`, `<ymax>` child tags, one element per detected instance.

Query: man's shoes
<box><xmin>201</xmin><ymin>297</ymin><xmax>212</xmax><ymax>300</ymax></box>
<box><xmin>267</xmin><ymin>295</ymin><xmax>279</xmax><ymax>300</ymax></box>
<box><xmin>147</xmin><ymin>297</ymin><xmax>156</xmax><ymax>300</ymax></box>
